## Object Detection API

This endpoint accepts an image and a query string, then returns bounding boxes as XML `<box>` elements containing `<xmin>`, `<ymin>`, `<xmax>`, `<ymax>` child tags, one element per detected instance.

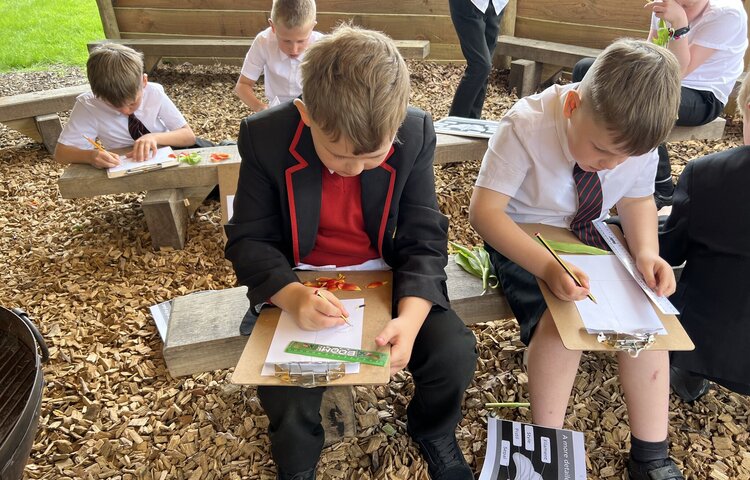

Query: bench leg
<box><xmin>321</xmin><ymin>386</ymin><xmax>357</xmax><ymax>447</ymax></box>
<box><xmin>144</xmin><ymin>55</ymin><xmax>161</xmax><ymax>75</ymax></box>
<box><xmin>509</xmin><ymin>59</ymin><xmax>542</xmax><ymax>98</ymax></box>
<box><xmin>35</xmin><ymin>113</ymin><xmax>63</xmax><ymax>153</ymax></box>
<box><xmin>142</xmin><ymin>188</ymin><xmax>189</xmax><ymax>250</ymax></box>
<box><xmin>182</xmin><ymin>185</ymin><xmax>216</xmax><ymax>217</ymax></box>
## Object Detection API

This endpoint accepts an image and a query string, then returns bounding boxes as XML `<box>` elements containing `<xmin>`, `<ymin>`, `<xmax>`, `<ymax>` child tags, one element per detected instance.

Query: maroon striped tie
<box><xmin>128</xmin><ymin>113</ymin><xmax>151</xmax><ymax>140</ymax></box>
<box><xmin>570</xmin><ymin>164</ymin><xmax>608</xmax><ymax>249</ymax></box>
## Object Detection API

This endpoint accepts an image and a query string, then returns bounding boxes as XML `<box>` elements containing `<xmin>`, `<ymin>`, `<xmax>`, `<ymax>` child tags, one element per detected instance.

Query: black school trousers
<box><xmin>448</xmin><ymin>0</ymin><xmax>504</xmax><ymax>119</ymax></box>
<box><xmin>256</xmin><ymin>307</ymin><xmax>478</xmax><ymax>474</ymax></box>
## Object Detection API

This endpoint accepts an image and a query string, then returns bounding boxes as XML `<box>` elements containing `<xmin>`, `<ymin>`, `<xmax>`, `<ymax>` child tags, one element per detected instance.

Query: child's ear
<box><xmin>294</xmin><ymin>98</ymin><xmax>311</xmax><ymax>125</ymax></box>
<box><xmin>142</xmin><ymin>73</ymin><xmax>148</xmax><ymax>87</ymax></box>
<box><xmin>268</xmin><ymin>18</ymin><xmax>275</xmax><ymax>32</ymax></box>
<box><xmin>563</xmin><ymin>90</ymin><xmax>581</xmax><ymax>119</ymax></box>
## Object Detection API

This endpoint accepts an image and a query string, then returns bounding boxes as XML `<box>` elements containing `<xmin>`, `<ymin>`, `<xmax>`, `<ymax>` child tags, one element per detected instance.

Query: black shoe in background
<box><xmin>670</xmin><ymin>365</ymin><xmax>710</xmax><ymax>402</ymax></box>
<box><xmin>277</xmin><ymin>466</ymin><xmax>316</xmax><ymax>480</ymax></box>
<box><xmin>412</xmin><ymin>432</ymin><xmax>474</xmax><ymax>480</ymax></box>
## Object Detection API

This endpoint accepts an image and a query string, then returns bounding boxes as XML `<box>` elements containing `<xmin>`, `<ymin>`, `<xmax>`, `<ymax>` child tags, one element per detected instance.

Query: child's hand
<box><xmin>90</xmin><ymin>149</ymin><xmax>120</xmax><ymax>169</ymax></box>
<box><xmin>542</xmin><ymin>260</ymin><xmax>591</xmax><ymax>302</ymax></box>
<box><xmin>375</xmin><ymin>316</ymin><xmax>421</xmax><ymax>374</ymax></box>
<box><xmin>644</xmin><ymin>0</ymin><xmax>688</xmax><ymax>29</ymax></box>
<box><xmin>636</xmin><ymin>252</ymin><xmax>676</xmax><ymax>297</ymax></box>
<box><xmin>129</xmin><ymin>134</ymin><xmax>159</xmax><ymax>162</ymax></box>
<box><xmin>294</xmin><ymin>288</ymin><xmax>349</xmax><ymax>331</ymax></box>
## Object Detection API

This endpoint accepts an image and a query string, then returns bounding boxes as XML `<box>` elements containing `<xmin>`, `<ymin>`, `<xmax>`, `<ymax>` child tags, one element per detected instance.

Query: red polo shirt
<box><xmin>301</xmin><ymin>169</ymin><xmax>380</xmax><ymax>267</ymax></box>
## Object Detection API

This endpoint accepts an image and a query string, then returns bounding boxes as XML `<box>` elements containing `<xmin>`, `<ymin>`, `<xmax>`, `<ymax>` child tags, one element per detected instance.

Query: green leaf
<box><xmin>652</xmin><ymin>18</ymin><xmax>671</xmax><ymax>47</ymax></box>
<box><xmin>544</xmin><ymin>239</ymin><xmax>609</xmax><ymax>255</ymax></box>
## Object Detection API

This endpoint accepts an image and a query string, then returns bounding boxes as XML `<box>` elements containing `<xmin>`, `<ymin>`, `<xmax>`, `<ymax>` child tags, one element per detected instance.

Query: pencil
<box><xmin>535</xmin><ymin>232</ymin><xmax>597</xmax><ymax>303</ymax></box>
<box><xmin>315</xmin><ymin>290</ymin><xmax>352</xmax><ymax>326</ymax></box>
<box><xmin>83</xmin><ymin>135</ymin><xmax>106</xmax><ymax>153</ymax></box>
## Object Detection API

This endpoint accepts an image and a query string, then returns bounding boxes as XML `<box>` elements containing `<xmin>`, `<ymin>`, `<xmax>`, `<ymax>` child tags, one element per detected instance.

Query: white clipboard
<box><xmin>106</xmin><ymin>146</ymin><xmax>179</xmax><ymax>178</ymax></box>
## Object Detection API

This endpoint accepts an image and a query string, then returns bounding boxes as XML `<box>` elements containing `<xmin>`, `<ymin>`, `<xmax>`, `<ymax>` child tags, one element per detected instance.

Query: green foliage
<box><xmin>652</xmin><ymin>18</ymin><xmax>671</xmax><ymax>47</ymax></box>
<box><xmin>449</xmin><ymin>242</ymin><xmax>499</xmax><ymax>294</ymax></box>
<box><xmin>542</xmin><ymin>239</ymin><xmax>609</xmax><ymax>255</ymax></box>
<box><xmin>0</xmin><ymin>0</ymin><xmax>104</xmax><ymax>72</ymax></box>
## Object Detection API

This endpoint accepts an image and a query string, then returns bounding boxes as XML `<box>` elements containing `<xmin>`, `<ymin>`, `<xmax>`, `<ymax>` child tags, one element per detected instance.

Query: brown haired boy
<box><xmin>55</xmin><ymin>43</ymin><xmax>196</xmax><ymax>168</ymax></box>
<box><xmin>235</xmin><ymin>0</ymin><xmax>323</xmax><ymax>112</ymax></box>
<box><xmin>470</xmin><ymin>40</ymin><xmax>686</xmax><ymax>479</ymax></box>
<box><xmin>225</xmin><ymin>25</ymin><xmax>477</xmax><ymax>480</ymax></box>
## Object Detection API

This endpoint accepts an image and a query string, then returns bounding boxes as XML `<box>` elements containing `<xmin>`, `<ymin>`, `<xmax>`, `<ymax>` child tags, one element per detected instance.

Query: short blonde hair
<box><xmin>736</xmin><ymin>74</ymin><xmax>750</xmax><ymax>118</ymax></box>
<box><xmin>271</xmin><ymin>0</ymin><xmax>316</xmax><ymax>28</ymax></box>
<box><xmin>87</xmin><ymin>43</ymin><xmax>144</xmax><ymax>108</ymax></box>
<box><xmin>579</xmin><ymin>39</ymin><xmax>681</xmax><ymax>155</ymax></box>
<box><xmin>300</xmin><ymin>24</ymin><xmax>410</xmax><ymax>155</ymax></box>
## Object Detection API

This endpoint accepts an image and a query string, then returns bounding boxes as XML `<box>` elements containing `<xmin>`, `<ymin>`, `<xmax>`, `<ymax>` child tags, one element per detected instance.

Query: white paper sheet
<box><xmin>107</xmin><ymin>146</ymin><xmax>176</xmax><ymax>176</ymax></box>
<box><xmin>560</xmin><ymin>254</ymin><xmax>666</xmax><ymax>335</ymax></box>
<box><xmin>261</xmin><ymin>298</ymin><xmax>365</xmax><ymax>375</ymax></box>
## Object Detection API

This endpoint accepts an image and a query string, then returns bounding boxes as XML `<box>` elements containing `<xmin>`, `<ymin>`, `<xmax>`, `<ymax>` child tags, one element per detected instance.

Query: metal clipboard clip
<box><xmin>597</xmin><ymin>332</ymin><xmax>655</xmax><ymax>358</ymax></box>
<box><xmin>273</xmin><ymin>362</ymin><xmax>346</xmax><ymax>388</ymax></box>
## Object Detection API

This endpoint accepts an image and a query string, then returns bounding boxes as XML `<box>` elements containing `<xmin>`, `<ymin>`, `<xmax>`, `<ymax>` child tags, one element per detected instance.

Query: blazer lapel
<box><xmin>287</xmin><ymin>120</ymin><xmax>322</xmax><ymax>265</ymax></box>
<box><xmin>361</xmin><ymin>146</ymin><xmax>396</xmax><ymax>257</ymax></box>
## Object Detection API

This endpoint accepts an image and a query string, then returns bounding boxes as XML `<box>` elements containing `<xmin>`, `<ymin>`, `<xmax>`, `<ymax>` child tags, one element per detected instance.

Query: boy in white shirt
<box><xmin>235</xmin><ymin>0</ymin><xmax>323</xmax><ymax>112</ymax></box>
<box><xmin>470</xmin><ymin>40</ymin><xmax>687</xmax><ymax>480</ymax></box>
<box><xmin>55</xmin><ymin>43</ymin><xmax>196</xmax><ymax>168</ymax></box>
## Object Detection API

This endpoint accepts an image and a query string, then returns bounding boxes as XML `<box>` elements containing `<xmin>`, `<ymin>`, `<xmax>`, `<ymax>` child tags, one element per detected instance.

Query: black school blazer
<box><xmin>225</xmin><ymin>103</ymin><xmax>450</xmax><ymax>316</ymax></box>
<box><xmin>659</xmin><ymin>146</ymin><xmax>750</xmax><ymax>382</ymax></box>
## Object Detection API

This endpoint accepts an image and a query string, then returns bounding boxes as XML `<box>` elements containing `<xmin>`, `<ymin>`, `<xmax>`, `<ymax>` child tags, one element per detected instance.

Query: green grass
<box><xmin>0</xmin><ymin>0</ymin><xmax>104</xmax><ymax>72</ymax></box>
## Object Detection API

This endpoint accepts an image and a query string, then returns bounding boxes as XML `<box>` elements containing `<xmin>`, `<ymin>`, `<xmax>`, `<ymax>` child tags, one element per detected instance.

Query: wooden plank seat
<box><xmin>0</xmin><ymin>84</ymin><xmax>89</xmax><ymax>153</ymax></box>
<box><xmin>163</xmin><ymin>260</ymin><xmax>513</xmax><ymax>378</ymax></box>
<box><xmin>57</xmin><ymin>145</ymin><xmax>240</xmax><ymax>250</ymax></box>
<box><xmin>87</xmin><ymin>38</ymin><xmax>431</xmax><ymax>74</ymax></box>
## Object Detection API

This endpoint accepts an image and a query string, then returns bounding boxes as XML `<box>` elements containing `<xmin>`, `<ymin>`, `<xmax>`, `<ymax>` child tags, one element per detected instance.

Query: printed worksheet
<box><xmin>107</xmin><ymin>146</ymin><xmax>177</xmax><ymax>177</ymax></box>
<box><xmin>262</xmin><ymin>298</ymin><xmax>365</xmax><ymax>375</ymax></box>
<box><xmin>479</xmin><ymin>418</ymin><xmax>587</xmax><ymax>480</ymax></box>
<box><xmin>560</xmin><ymin>254</ymin><xmax>666</xmax><ymax>335</ymax></box>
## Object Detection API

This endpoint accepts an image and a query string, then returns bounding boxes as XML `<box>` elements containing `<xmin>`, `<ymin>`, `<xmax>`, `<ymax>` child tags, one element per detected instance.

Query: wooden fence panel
<box><xmin>113</xmin><ymin>0</ymin><xmax>451</xmax><ymax>15</ymax></box>
<box><xmin>517</xmin><ymin>0</ymin><xmax>651</xmax><ymax>31</ymax></box>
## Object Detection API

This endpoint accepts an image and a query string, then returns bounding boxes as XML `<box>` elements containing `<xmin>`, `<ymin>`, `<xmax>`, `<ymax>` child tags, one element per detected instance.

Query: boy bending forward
<box><xmin>226</xmin><ymin>25</ymin><xmax>477</xmax><ymax>480</ymax></box>
<box><xmin>470</xmin><ymin>40</ymin><xmax>685</xmax><ymax>480</ymax></box>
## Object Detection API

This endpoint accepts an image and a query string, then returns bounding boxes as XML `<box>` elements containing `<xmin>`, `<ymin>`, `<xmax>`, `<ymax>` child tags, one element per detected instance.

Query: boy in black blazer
<box><xmin>225</xmin><ymin>25</ymin><xmax>477</xmax><ymax>480</ymax></box>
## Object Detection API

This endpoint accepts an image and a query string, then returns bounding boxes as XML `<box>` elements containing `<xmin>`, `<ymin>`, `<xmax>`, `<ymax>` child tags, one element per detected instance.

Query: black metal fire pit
<box><xmin>0</xmin><ymin>307</ymin><xmax>48</xmax><ymax>480</ymax></box>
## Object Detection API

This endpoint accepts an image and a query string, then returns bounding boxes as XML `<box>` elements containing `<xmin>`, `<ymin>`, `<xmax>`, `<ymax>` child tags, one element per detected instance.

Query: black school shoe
<box><xmin>277</xmin><ymin>467</ymin><xmax>316</xmax><ymax>480</ymax></box>
<box><xmin>670</xmin><ymin>366</ymin><xmax>711</xmax><ymax>403</ymax></box>
<box><xmin>626</xmin><ymin>457</ymin><xmax>684</xmax><ymax>480</ymax></box>
<box><xmin>412</xmin><ymin>432</ymin><xmax>474</xmax><ymax>480</ymax></box>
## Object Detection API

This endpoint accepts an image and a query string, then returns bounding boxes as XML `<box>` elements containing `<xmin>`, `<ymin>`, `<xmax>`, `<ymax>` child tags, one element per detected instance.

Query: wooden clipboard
<box><xmin>231</xmin><ymin>270</ymin><xmax>393</xmax><ymax>386</ymax></box>
<box><xmin>517</xmin><ymin>223</ymin><xmax>694</xmax><ymax>352</ymax></box>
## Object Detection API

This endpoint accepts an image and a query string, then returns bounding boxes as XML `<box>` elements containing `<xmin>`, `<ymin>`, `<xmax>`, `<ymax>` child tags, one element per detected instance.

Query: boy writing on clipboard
<box><xmin>54</xmin><ymin>43</ymin><xmax>197</xmax><ymax>169</ymax></box>
<box><xmin>225</xmin><ymin>26</ymin><xmax>477</xmax><ymax>480</ymax></box>
<box><xmin>469</xmin><ymin>40</ymin><xmax>685</xmax><ymax>479</ymax></box>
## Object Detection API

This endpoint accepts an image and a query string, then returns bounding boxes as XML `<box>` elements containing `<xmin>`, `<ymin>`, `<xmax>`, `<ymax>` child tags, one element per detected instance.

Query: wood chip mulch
<box><xmin>1</xmin><ymin>61</ymin><xmax>748</xmax><ymax>480</ymax></box>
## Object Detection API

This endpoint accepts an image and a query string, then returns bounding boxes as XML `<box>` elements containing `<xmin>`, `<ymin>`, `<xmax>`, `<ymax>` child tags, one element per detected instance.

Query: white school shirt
<box><xmin>471</xmin><ymin>0</ymin><xmax>509</xmax><ymax>14</ymax></box>
<box><xmin>57</xmin><ymin>82</ymin><xmax>187</xmax><ymax>150</ymax></box>
<box><xmin>240</xmin><ymin>27</ymin><xmax>325</xmax><ymax>104</ymax></box>
<box><xmin>651</xmin><ymin>0</ymin><xmax>747</xmax><ymax>104</ymax></box>
<box><xmin>475</xmin><ymin>83</ymin><xmax>657</xmax><ymax>228</ymax></box>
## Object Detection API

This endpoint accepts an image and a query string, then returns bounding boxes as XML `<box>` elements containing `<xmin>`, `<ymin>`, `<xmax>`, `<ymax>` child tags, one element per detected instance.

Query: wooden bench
<box><xmin>57</xmin><ymin>145</ymin><xmax>239</xmax><ymax>249</ymax></box>
<box><xmin>163</xmin><ymin>260</ymin><xmax>512</xmax><ymax>378</ymax></box>
<box><xmin>87</xmin><ymin>38</ymin><xmax>431</xmax><ymax>74</ymax></box>
<box><xmin>0</xmin><ymin>84</ymin><xmax>89</xmax><ymax>153</ymax></box>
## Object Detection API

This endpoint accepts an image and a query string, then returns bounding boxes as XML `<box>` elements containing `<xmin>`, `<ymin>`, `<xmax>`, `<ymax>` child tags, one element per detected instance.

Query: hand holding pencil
<box><xmin>83</xmin><ymin>135</ymin><xmax>120</xmax><ymax>169</ymax></box>
<box><xmin>536</xmin><ymin>232</ymin><xmax>597</xmax><ymax>304</ymax></box>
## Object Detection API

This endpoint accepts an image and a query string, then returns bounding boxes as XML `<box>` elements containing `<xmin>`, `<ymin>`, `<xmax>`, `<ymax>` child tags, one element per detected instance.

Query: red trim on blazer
<box><xmin>377</xmin><ymin>146</ymin><xmax>396</xmax><ymax>257</ymax></box>
<box><xmin>286</xmin><ymin>120</ymin><xmax>308</xmax><ymax>265</ymax></box>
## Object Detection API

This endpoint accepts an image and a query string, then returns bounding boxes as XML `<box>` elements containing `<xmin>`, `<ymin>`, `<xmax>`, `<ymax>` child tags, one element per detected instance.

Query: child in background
<box><xmin>470</xmin><ymin>40</ymin><xmax>686</xmax><ymax>479</ymax></box>
<box><xmin>659</xmin><ymin>76</ymin><xmax>750</xmax><ymax>402</ymax></box>
<box><xmin>235</xmin><ymin>0</ymin><xmax>323</xmax><ymax>112</ymax></box>
<box><xmin>54</xmin><ymin>43</ymin><xmax>196</xmax><ymax>168</ymax></box>
<box><xmin>225</xmin><ymin>25</ymin><xmax>477</xmax><ymax>480</ymax></box>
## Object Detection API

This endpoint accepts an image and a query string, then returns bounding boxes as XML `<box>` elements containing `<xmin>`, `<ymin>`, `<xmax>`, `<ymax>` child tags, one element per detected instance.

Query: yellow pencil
<box><xmin>83</xmin><ymin>135</ymin><xmax>106</xmax><ymax>153</ymax></box>
<box><xmin>535</xmin><ymin>232</ymin><xmax>597</xmax><ymax>303</ymax></box>
<box><xmin>315</xmin><ymin>290</ymin><xmax>352</xmax><ymax>326</ymax></box>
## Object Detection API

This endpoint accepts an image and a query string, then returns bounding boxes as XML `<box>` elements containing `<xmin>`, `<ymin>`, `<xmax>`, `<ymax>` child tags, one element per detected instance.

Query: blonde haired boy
<box><xmin>470</xmin><ymin>39</ymin><xmax>686</xmax><ymax>480</ymax></box>
<box><xmin>226</xmin><ymin>25</ymin><xmax>477</xmax><ymax>480</ymax></box>
<box><xmin>235</xmin><ymin>0</ymin><xmax>323</xmax><ymax>112</ymax></box>
<box><xmin>55</xmin><ymin>43</ymin><xmax>196</xmax><ymax>168</ymax></box>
